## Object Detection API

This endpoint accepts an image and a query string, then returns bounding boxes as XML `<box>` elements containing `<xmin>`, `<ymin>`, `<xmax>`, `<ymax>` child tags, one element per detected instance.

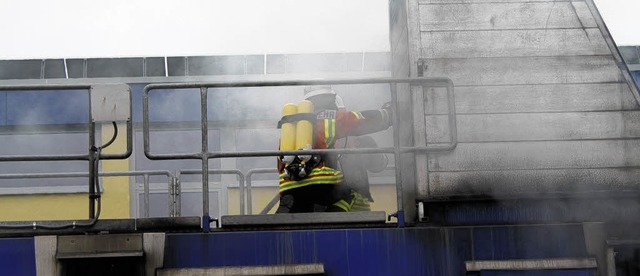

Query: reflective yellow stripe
<box><xmin>324</xmin><ymin>119</ymin><xmax>330</xmax><ymax>144</ymax></box>
<box><xmin>279</xmin><ymin>166</ymin><xmax>341</xmax><ymax>179</ymax></box>
<box><xmin>349</xmin><ymin>192</ymin><xmax>371</xmax><ymax>212</ymax></box>
<box><xmin>324</xmin><ymin>119</ymin><xmax>336</xmax><ymax>147</ymax></box>
<box><xmin>279</xmin><ymin>166</ymin><xmax>344</xmax><ymax>192</ymax></box>
<box><xmin>332</xmin><ymin>199</ymin><xmax>351</xmax><ymax>212</ymax></box>
<box><xmin>279</xmin><ymin>175</ymin><xmax>343</xmax><ymax>191</ymax></box>
<box><xmin>351</xmin><ymin>111</ymin><xmax>364</xmax><ymax>120</ymax></box>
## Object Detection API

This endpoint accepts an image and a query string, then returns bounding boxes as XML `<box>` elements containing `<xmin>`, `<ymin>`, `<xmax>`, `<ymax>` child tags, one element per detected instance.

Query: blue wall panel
<box><xmin>164</xmin><ymin>228</ymin><xmax>450</xmax><ymax>275</ymax></box>
<box><xmin>146</xmin><ymin>88</ymin><xmax>201</xmax><ymax>122</ymax></box>
<box><xmin>6</xmin><ymin>90</ymin><xmax>89</xmax><ymax>125</ymax></box>
<box><xmin>0</xmin><ymin>238</ymin><xmax>36</xmax><ymax>276</ymax></box>
<box><xmin>0</xmin><ymin>224</ymin><xmax>593</xmax><ymax>275</ymax></box>
<box><xmin>132</xmin><ymin>83</ymin><xmax>231</xmax><ymax>124</ymax></box>
<box><xmin>164</xmin><ymin>225</ymin><xmax>589</xmax><ymax>276</ymax></box>
<box><xmin>447</xmin><ymin>228</ymin><xmax>473</xmax><ymax>275</ymax></box>
<box><xmin>0</xmin><ymin>92</ymin><xmax>6</xmax><ymax>125</ymax></box>
<box><xmin>472</xmin><ymin>225</ymin><xmax>587</xmax><ymax>261</ymax></box>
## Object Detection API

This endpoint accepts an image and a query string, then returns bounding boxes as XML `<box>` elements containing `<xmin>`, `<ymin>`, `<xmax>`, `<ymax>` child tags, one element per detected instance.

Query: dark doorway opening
<box><xmin>60</xmin><ymin>256</ymin><xmax>144</xmax><ymax>276</ymax></box>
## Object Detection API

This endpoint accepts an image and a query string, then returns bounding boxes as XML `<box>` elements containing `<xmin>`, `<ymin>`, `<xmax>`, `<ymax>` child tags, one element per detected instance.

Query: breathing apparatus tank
<box><xmin>279</xmin><ymin>103</ymin><xmax>298</xmax><ymax>164</ymax></box>
<box><xmin>295</xmin><ymin>100</ymin><xmax>314</xmax><ymax>150</ymax></box>
<box><xmin>293</xmin><ymin>100</ymin><xmax>314</xmax><ymax>178</ymax></box>
<box><xmin>278</xmin><ymin>100</ymin><xmax>316</xmax><ymax>180</ymax></box>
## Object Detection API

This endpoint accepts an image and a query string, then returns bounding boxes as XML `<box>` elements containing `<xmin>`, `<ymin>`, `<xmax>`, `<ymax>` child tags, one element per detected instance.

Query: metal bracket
<box><xmin>90</xmin><ymin>84</ymin><xmax>131</xmax><ymax>122</ymax></box>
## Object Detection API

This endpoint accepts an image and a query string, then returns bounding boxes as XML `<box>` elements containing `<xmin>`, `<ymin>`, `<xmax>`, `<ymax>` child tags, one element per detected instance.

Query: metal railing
<box><xmin>245</xmin><ymin>168</ymin><xmax>278</xmax><ymax>215</ymax></box>
<box><xmin>0</xmin><ymin>170</ymin><xmax>175</xmax><ymax>218</ymax></box>
<box><xmin>176</xmin><ymin>169</ymin><xmax>245</xmax><ymax>216</ymax></box>
<box><xmin>142</xmin><ymin>77</ymin><xmax>456</xmax><ymax>229</ymax></box>
<box><xmin>0</xmin><ymin>84</ymin><xmax>132</xmax><ymax>161</ymax></box>
<box><xmin>0</xmin><ymin>84</ymin><xmax>133</xmax><ymax>219</ymax></box>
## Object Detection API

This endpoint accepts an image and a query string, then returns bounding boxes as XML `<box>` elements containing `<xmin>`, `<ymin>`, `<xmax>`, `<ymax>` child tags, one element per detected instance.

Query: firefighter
<box><xmin>276</xmin><ymin>85</ymin><xmax>392</xmax><ymax>213</ymax></box>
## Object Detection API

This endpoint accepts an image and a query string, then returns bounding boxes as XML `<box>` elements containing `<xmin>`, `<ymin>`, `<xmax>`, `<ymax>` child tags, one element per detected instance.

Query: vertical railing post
<box><xmin>168</xmin><ymin>176</ymin><xmax>175</xmax><ymax>217</ymax></box>
<box><xmin>88</xmin><ymin>121</ymin><xmax>97</xmax><ymax>219</ymax></box>
<box><xmin>176</xmin><ymin>171</ymin><xmax>182</xmax><ymax>217</ymax></box>
<box><xmin>200</xmin><ymin>87</ymin><xmax>211</xmax><ymax>232</ymax></box>
<box><xmin>245</xmin><ymin>172</ymin><xmax>252</xmax><ymax>215</ymax></box>
<box><xmin>391</xmin><ymin>82</ymin><xmax>405</xmax><ymax>227</ymax></box>
<box><xmin>143</xmin><ymin>174</ymin><xmax>150</xmax><ymax>218</ymax></box>
<box><xmin>246</xmin><ymin>168</ymin><xmax>278</xmax><ymax>215</ymax></box>
<box><xmin>239</xmin><ymin>173</ymin><xmax>245</xmax><ymax>215</ymax></box>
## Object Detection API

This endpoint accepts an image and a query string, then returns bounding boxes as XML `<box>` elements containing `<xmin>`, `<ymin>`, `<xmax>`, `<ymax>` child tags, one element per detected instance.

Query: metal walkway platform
<box><xmin>0</xmin><ymin>217</ymin><xmax>201</xmax><ymax>237</ymax></box>
<box><xmin>220</xmin><ymin>211</ymin><xmax>388</xmax><ymax>229</ymax></box>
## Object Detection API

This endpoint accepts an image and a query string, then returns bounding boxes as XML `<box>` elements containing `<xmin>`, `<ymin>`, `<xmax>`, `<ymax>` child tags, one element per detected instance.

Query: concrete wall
<box><xmin>405</xmin><ymin>0</ymin><xmax>640</xmax><ymax>199</ymax></box>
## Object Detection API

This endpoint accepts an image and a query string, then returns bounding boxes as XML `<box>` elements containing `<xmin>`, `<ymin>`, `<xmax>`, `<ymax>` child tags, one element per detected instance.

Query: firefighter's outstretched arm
<box><xmin>350</xmin><ymin>103</ymin><xmax>393</xmax><ymax>136</ymax></box>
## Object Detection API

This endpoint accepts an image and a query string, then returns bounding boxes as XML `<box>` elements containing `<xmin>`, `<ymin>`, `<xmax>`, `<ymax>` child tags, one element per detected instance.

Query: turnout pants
<box><xmin>276</xmin><ymin>184</ymin><xmax>355</xmax><ymax>213</ymax></box>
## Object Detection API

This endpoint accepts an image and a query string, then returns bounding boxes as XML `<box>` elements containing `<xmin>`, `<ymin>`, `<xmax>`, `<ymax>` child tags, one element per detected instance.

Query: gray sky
<box><xmin>593</xmin><ymin>0</ymin><xmax>639</xmax><ymax>46</ymax></box>
<box><xmin>0</xmin><ymin>0</ymin><xmax>388</xmax><ymax>59</ymax></box>
<box><xmin>0</xmin><ymin>0</ymin><xmax>637</xmax><ymax>59</ymax></box>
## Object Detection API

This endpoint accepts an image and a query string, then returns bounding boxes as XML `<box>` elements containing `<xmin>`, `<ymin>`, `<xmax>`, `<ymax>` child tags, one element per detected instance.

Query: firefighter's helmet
<box><xmin>303</xmin><ymin>85</ymin><xmax>344</xmax><ymax>110</ymax></box>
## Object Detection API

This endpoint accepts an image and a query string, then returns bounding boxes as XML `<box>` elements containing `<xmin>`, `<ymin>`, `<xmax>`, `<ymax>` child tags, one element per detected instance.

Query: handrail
<box><xmin>245</xmin><ymin>168</ymin><xmax>278</xmax><ymax>215</ymax></box>
<box><xmin>0</xmin><ymin>170</ymin><xmax>175</xmax><ymax>218</ymax></box>
<box><xmin>0</xmin><ymin>84</ymin><xmax>134</xmax><ymax>220</ymax></box>
<box><xmin>143</xmin><ymin>77</ymin><xmax>456</xmax><ymax>227</ymax></box>
<box><xmin>0</xmin><ymin>84</ymin><xmax>133</xmax><ymax>161</ymax></box>
<box><xmin>260</xmin><ymin>193</ymin><xmax>282</xmax><ymax>215</ymax></box>
<box><xmin>142</xmin><ymin>78</ymin><xmax>456</xmax><ymax>161</ymax></box>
